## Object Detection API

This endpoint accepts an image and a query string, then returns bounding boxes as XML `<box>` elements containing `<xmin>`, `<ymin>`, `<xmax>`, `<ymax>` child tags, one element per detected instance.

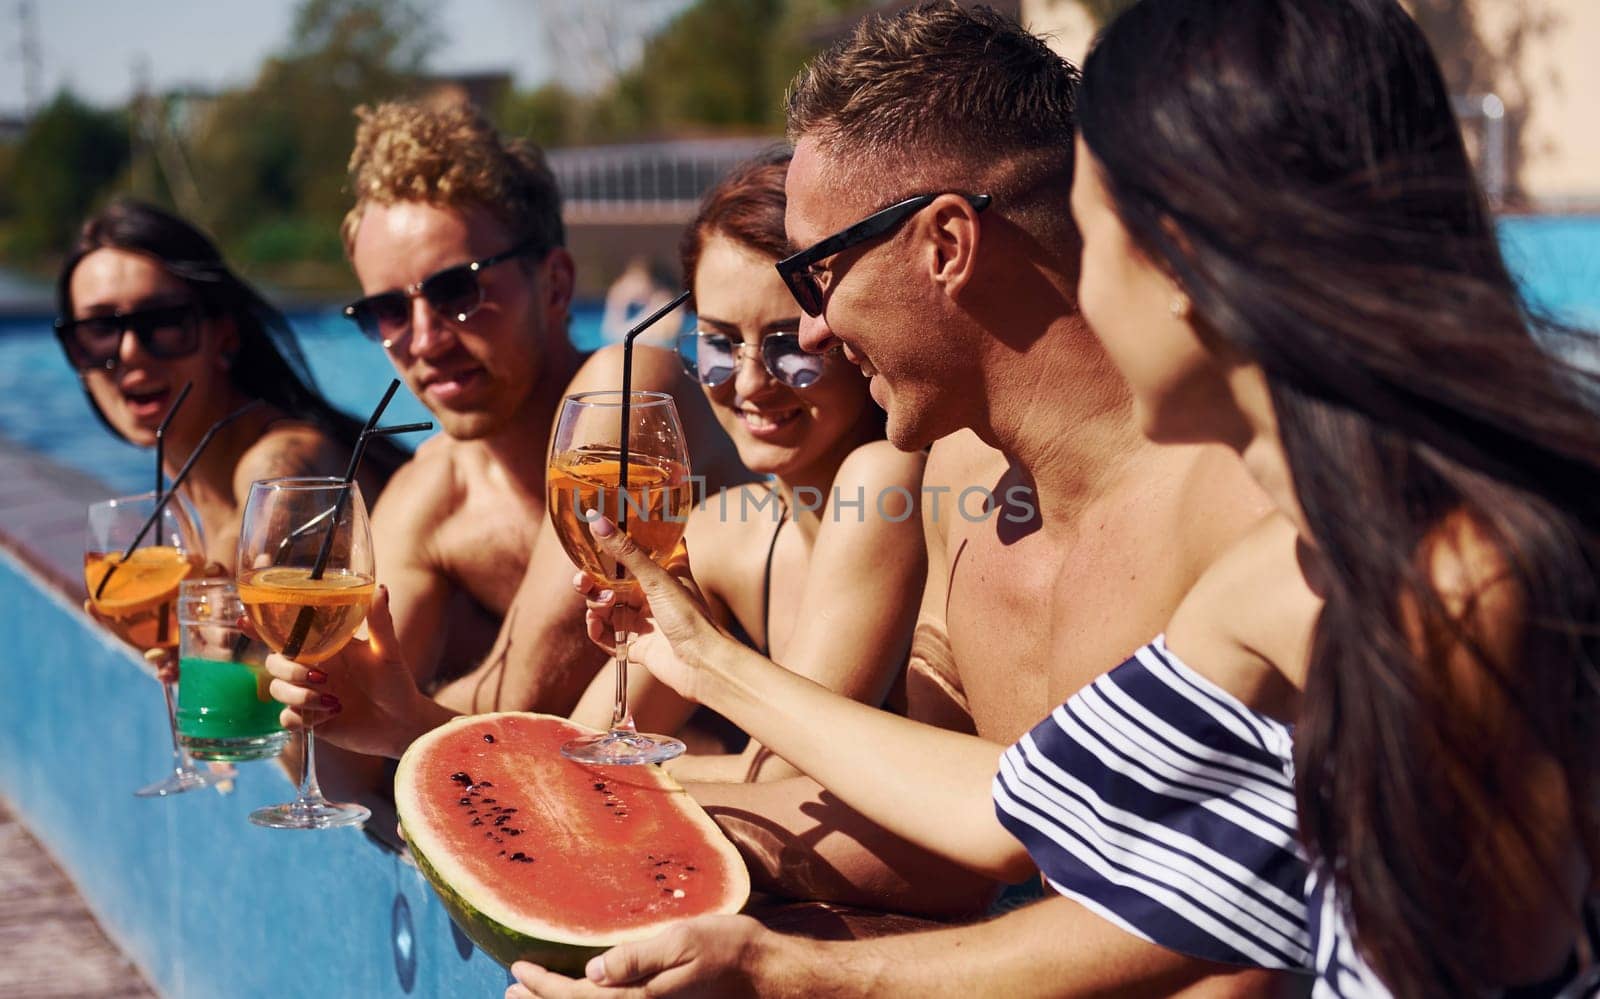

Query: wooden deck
<box><xmin>0</xmin><ymin>799</ymin><xmax>156</xmax><ymax>998</ymax></box>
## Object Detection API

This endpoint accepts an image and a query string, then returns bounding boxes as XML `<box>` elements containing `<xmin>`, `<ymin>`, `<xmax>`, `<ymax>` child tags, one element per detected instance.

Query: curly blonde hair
<box><xmin>341</xmin><ymin>100</ymin><xmax>564</xmax><ymax>256</ymax></box>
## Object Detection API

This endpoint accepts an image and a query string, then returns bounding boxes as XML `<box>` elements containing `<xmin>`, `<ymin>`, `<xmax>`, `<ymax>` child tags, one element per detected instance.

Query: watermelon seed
<box><xmin>673</xmin><ymin>889</ymin><xmax>686</xmax><ymax>898</ymax></box>
<box><xmin>498</xmin><ymin>850</ymin><xmax>506</xmax><ymax>857</ymax></box>
<box><xmin>654</xmin><ymin>873</ymin><xmax>666</xmax><ymax>881</ymax></box>
<box><xmin>483</xmin><ymin>734</ymin><xmax>496</xmax><ymax>743</ymax></box>
<box><xmin>686</xmin><ymin>866</ymin><xmax>696</xmax><ymax>872</ymax></box>
<box><xmin>593</xmin><ymin>782</ymin><xmax>606</xmax><ymax>790</ymax></box>
<box><xmin>470</xmin><ymin>818</ymin><xmax>483</xmax><ymax>826</ymax></box>
<box><xmin>480</xmin><ymin>798</ymin><xmax>497</xmax><ymax>804</ymax></box>
<box><xmin>507</xmin><ymin>829</ymin><xmax>522</xmax><ymax>836</ymax></box>
<box><xmin>479</xmin><ymin>781</ymin><xmax>494</xmax><ymax>788</ymax></box>
<box><xmin>450</xmin><ymin>772</ymin><xmax>473</xmax><ymax>785</ymax></box>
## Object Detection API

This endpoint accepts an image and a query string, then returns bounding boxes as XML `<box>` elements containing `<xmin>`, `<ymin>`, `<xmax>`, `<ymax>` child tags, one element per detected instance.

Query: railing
<box><xmin>549</xmin><ymin>136</ymin><xmax>784</xmax><ymax>224</ymax></box>
<box><xmin>1454</xmin><ymin>92</ymin><xmax>1508</xmax><ymax>206</ymax></box>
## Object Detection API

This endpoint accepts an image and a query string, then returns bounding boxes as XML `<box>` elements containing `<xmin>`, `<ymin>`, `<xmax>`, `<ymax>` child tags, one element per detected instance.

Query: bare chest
<box><xmin>944</xmin><ymin>514</ymin><xmax>1196</xmax><ymax>746</ymax></box>
<box><xmin>432</xmin><ymin>486</ymin><xmax>544</xmax><ymax>617</ymax></box>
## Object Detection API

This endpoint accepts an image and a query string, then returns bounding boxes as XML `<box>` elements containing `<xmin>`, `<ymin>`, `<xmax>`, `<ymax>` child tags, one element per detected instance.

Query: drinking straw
<box><xmin>280</xmin><ymin>379</ymin><xmax>431</xmax><ymax>656</ymax></box>
<box><xmin>617</xmin><ymin>289</ymin><xmax>691</xmax><ymax>534</ymax></box>
<box><xmin>95</xmin><ymin>399</ymin><xmax>264</xmax><ymax>601</ymax></box>
<box><xmin>154</xmin><ymin>382</ymin><xmax>193</xmax><ymax>498</ymax></box>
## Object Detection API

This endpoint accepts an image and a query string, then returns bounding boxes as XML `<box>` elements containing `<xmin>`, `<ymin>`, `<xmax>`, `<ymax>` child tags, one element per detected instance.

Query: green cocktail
<box><xmin>176</xmin><ymin>579</ymin><xmax>289</xmax><ymax>762</ymax></box>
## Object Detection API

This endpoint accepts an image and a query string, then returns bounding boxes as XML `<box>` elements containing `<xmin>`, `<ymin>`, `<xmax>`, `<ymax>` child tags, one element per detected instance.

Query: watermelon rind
<box><xmin>395</xmin><ymin>712</ymin><xmax>751</xmax><ymax>971</ymax></box>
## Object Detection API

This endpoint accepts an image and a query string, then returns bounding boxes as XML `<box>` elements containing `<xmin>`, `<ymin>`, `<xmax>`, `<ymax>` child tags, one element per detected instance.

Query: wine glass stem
<box><xmin>159</xmin><ymin>678</ymin><xmax>190</xmax><ymax>771</ymax></box>
<box><xmin>299</xmin><ymin>730</ymin><xmax>328</xmax><ymax>805</ymax></box>
<box><xmin>611</xmin><ymin>623</ymin><xmax>635</xmax><ymax>735</ymax></box>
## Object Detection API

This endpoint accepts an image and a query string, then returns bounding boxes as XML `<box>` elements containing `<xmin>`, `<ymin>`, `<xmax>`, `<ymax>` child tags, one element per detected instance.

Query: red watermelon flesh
<box><xmin>396</xmin><ymin>712</ymin><xmax>749</xmax><ymax>968</ymax></box>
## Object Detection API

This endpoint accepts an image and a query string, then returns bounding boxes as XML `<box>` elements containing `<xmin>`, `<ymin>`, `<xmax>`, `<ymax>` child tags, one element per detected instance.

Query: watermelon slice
<box><xmin>395</xmin><ymin>712</ymin><xmax>751</xmax><ymax>971</ymax></box>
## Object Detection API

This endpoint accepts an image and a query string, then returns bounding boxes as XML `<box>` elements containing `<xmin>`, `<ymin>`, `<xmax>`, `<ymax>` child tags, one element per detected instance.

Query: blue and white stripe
<box><xmin>993</xmin><ymin>635</ymin><xmax>1600</xmax><ymax>997</ymax></box>
<box><xmin>994</xmin><ymin>635</ymin><xmax>1311</xmax><ymax>969</ymax></box>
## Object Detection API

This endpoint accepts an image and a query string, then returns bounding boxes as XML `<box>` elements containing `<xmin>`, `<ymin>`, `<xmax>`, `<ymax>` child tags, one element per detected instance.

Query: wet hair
<box><xmin>56</xmin><ymin>199</ymin><xmax>403</xmax><ymax>482</ymax></box>
<box><xmin>679</xmin><ymin>147</ymin><xmax>793</xmax><ymax>310</ymax></box>
<box><xmin>1082</xmin><ymin>0</ymin><xmax>1600</xmax><ymax>992</ymax></box>
<box><xmin>342</xmin><ymin>100</ymin><xmax>563</xmax><ymax>257</ymax></box>
<box><xmin>786</xmin><ymin>0</ymin><xmax>1079</xmax><ymax>249</ymax></box>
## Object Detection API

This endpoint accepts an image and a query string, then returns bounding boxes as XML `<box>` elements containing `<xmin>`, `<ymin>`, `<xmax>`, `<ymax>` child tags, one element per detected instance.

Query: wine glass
<box><xmin>548</xmin><ymin>390</ymin><xmax>694</xmax><ymax>765</ymax></box>
<box><xmin>236</xmin><ymin>477</ymin><xmax>375</xmax><ymax>829</ymax></box>
<box><xmin>85</xmin><ymin>491</ymin><xmax>210</xmax><ymax>797</ymax></box>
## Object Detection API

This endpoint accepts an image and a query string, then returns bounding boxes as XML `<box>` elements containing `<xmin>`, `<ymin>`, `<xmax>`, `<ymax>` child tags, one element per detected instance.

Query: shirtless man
<box><xmin>294</xmin><ymin>101</ymin><xmax>745</xmax><ymax>765</ymax></box>
<box><xmin>509</xmin><ymin>4</ymin><xmax>1286</xmax><ymax>997</ymax></box>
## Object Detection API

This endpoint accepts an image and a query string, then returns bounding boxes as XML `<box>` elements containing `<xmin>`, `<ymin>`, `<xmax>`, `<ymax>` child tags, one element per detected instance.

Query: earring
<box><xmin>1169</xmin><ymin>293</ymin><xmax>1191</xmax><ymax>320</ymax></box>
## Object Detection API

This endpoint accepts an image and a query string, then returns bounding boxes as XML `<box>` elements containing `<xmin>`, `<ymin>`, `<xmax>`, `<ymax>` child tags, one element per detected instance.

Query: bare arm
<box><xmin>508</xmin><ymin>896</ymin><xmax>1295</xmax><ymax>999</ymax></box>
<box><xmin>365</xmin><ymin>443</ymin><xmax>458</xmax><ymax>686</ymax></box>
<box><xmin>586</xmin><ymin>518</ymin><xmax>1033</xmax><ymax>882</ymax></box>
<box><xmin>666</xmin><ymin>444</ymin><xmax>928</xmax><ymax>783</ymax></box>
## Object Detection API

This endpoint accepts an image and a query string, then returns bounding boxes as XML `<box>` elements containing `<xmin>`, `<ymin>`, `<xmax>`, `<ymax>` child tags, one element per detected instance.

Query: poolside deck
<box><xmin>0</xmin><ymin>434</ymin><xmax>155</xmax><ymax>997</ymax></box>
<box><xmin>0</xmin><ymin>798</ymin><xmax>156</xmax><ymax>998</ymax></box>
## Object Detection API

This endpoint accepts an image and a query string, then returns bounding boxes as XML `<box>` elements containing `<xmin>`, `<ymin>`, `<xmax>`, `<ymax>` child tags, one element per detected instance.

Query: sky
<box><xmin>0</xmin><ymin>0</ymin><xmax>688</xmax><ymax>116</ymax></box>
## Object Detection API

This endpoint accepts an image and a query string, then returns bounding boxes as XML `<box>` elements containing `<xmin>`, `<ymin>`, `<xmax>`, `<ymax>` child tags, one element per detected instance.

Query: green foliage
<box><xmin>189</xmin><ymin>0</ymin><xmax>437</xmax><ymax>263</ymax></box>
<box><xmin>0</xmin><ymin>92</ymin><xmax>129</xmax><ymax>262</ymax></box>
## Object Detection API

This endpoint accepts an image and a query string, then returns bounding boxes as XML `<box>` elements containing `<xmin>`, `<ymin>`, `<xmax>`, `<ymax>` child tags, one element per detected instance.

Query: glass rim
<box><xmin>562</xmin><ymin>390</ymin><xmax>676</xmax><ymax>409</ymax></box>
<box><xmin>248</xmin><ymin>476</ymin><xmax>361</xmax><ymax>493</ymax></box>
<box><xmin>90</xmin><ymin>490</ymin><xmax>161</xmax><ymax>509</ymax></box>
<box><xmin>179</xmin><ymin>577</ymin><xmax>237</xmax><ymax>596</ymax></box>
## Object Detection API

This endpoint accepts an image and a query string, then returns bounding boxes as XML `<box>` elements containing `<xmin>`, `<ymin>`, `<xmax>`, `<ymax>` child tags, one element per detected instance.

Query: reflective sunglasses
<box><xmin>54</xmin><ymin>303</ymin><xmax>202</xmax><ymax>371</ymax></box>
<box><xmin>775</xmin><ymin>192</ymin><xmax>991</xmax><ymax>316</ymax></box>
<box><xmin>676</xmin><ymin>330</ymin><xmax>830</xmax><ymax>390</ymax></box>
<box><xmin>343</xmin><ymin>238</ymin><xmax>540</xmax><ymax>343</ymax></box>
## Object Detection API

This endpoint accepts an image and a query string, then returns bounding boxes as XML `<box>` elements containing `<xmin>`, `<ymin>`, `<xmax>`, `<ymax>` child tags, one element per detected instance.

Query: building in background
<box><xmin>1022</xmin><ymin>0</ymin><xmax>1600</xmax><ymax>212</ymax></box>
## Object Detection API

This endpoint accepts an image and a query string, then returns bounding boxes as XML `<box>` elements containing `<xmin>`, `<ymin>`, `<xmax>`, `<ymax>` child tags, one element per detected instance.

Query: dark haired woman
<box><xmin>56</xmin><ymin>199</ymin><xmax>402</xmax><ymax>571</ymax></box>
<box><xmin>573</xmin><ymin>149</ymin><xmax>927</xmax><ymax>780</ymax></box>
<box><xmin>1045</xmin><ymin>0</ymin><xmax>1600</xmax><ymax>992</ymax></box>
<box><xmin>558</xmin><ymin>2</ymin><xmax>1598</xmax><ymax>996</ymax></box>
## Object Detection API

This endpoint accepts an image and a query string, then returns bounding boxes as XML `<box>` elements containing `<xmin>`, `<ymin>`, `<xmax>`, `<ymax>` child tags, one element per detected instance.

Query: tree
<box><xmin>0</xmin><ymin>91</ymin><xmax>129</xmax><ymax>262</ymax></box>
<box><xmin>188</xmin><ymin>0</ymin><xmax>438</xmax><ymax>276</ymax></box>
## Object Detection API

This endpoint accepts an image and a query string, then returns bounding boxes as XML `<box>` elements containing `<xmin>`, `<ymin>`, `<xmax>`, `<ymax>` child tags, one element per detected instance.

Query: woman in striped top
<box><xmin>1047</xmin><ymin>0</ymin><xmax>1600</xmax><ymax>993</ymax></box>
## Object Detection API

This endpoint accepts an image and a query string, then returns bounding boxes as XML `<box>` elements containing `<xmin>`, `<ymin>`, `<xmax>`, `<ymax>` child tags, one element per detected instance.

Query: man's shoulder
<box><xmin>372</xmin><ymin>434</ymin><xmax>464</xmax><ymax>524</ymax></box>
<box><xmin>926</xmin><ymin>430</ymin><xmax>1006</xmax><ymax>489</ymax></box>
<box><xmin>564</xmin><ymin>342</ymin><xmax>684</xmax><ymax>394</ymax></box>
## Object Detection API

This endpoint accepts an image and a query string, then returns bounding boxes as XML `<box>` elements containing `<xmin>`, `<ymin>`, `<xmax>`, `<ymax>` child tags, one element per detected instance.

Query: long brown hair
<box><xmin>1082</xmin><ymin>0</ymin><xmax>1600</xmax><ymax>992</ymax></box>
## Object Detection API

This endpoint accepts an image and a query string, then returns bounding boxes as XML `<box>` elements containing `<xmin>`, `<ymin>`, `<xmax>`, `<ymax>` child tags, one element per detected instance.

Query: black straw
<box><xmin>95</xmin><ymin>399</ymin><xmax>264</xmax><ymax>601</ymax></box>
<box><xmin>154</xmin><ymin>382</ymin><xmax>193</xmax><ymax>498</ymax></box>
<box><xmin>281</xmin><ymin>380</ymin><xmax>430</xmax><ymax>656</ymax></box>
<box><xmin>618</xmin><ymin>289</ymin><xmax>690</xmax><ymax>536</ymax></box>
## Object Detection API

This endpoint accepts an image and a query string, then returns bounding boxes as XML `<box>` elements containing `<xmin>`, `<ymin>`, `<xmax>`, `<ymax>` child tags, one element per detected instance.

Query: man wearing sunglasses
<box><xmin>511</xmin><ymin>4</ymin><xmax>1282</xmax><ymax>999</ymax></box>
<box><xmin>281</xmin><ymin>100</ymin><xmax>746</xmax><ymax>782</ymax></box>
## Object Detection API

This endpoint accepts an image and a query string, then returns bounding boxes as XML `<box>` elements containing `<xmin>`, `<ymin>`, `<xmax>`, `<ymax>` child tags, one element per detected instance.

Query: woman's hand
<box><xmin>574</xmin><ymin>517</ymin><xmax>722</xmax><ymax>705</ymax></box>
<box><xmin>261</xmin><ymin>584</ymin><xmax>454</xmax><ymax>760</ymax></box>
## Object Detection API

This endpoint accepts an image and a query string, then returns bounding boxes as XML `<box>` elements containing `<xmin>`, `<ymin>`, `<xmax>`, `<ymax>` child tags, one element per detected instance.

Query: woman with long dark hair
<box><xmin>55</xmin><ymin>199</ymin><xmax>402</xmax><ymax>570</ymax></box>
<box><xmin>1052</xmin><ymin>0</ymin><xmax>1600</xmax><ymax>992</ymax></box>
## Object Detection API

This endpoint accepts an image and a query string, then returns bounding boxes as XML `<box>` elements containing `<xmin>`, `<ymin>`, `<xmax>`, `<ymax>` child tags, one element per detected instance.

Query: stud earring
<box><xmin>1169</xmin><ymin>293</ymin><xmax>1191</xmax><ymax>320</ymax></box>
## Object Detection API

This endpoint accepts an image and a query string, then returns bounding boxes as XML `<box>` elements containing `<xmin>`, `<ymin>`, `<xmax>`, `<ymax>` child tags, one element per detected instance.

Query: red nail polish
<box><xmin>307</xmin><ymin>669</ymin><xmax>328</xmax><ymax>684</ymax></box>
<box><xmin>320</xmin><ymin>694</ymin><xmax>340</xmax><ymax>709</ymax></box>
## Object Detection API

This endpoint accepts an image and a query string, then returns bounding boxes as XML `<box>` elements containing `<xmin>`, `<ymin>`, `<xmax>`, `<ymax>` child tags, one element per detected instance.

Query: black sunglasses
<box><xmin>343</xmin><ymin>238</ymin><xmax>540</xmax><ymax>344</ymax></box>
<box><xmin>675</xmin><ymin>330</ymin><xmax>832</xmax><ymax>390</ymax></box>
<box><xmin>775</xmin><ymin>192</ymin><xmax>992</xmax><ymax>316</ymax></box>
<box><xmin>54</xmin><ymin>303</ymin><xmax>202</xmax><ymax>371</ymax></box>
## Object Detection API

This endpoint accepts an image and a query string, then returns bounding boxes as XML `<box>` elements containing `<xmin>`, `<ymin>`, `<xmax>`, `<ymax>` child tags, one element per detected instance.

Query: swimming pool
<box><xmin>0</xmin><ymin>302</ymin><xmax>615</xmax><ymax>496</ymax></box>
<box><xmin>2</xmin><ymin>217</ymin><xmax>1597</xmax><ymax>496</ymax></box>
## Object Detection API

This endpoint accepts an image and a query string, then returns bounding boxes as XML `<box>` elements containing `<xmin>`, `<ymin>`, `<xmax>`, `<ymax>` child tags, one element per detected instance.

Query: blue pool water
<box><xmin>0</xmin><ymin>302</ymin><xmax>614</xmax><ymax>495</ymax></box>
<box><xmin>1</xmin><ymin>217</ymin><xmax>1597</xmax><ymax>495</ymax></box>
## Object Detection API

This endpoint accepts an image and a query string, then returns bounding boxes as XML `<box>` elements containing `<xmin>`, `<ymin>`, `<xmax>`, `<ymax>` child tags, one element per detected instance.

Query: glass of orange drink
<box><xmin>85</xmin><ymin>491</ymin><xmax>209</xmax><ymax>796</ymax></box>
<box><xmin>236</xmin><ymin>477</ymin><xmax>375</xmax><ymax>829</ymax></box>
<box><xmin>548</xmin><ymin>390</ymin><xmax>693</xmax><ymax>765</ymax></box>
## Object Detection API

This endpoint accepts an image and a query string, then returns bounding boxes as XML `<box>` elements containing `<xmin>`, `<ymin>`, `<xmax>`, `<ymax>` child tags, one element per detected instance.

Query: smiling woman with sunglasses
<box><xmin>55</xmin><ymin>199</ymin><xmax>403</xmax><ymax>572</ymax></box>
<box><xmin>573</xmin><ymin>150</ymin><xmax>928</xmax><ymax>783</ymax></box>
